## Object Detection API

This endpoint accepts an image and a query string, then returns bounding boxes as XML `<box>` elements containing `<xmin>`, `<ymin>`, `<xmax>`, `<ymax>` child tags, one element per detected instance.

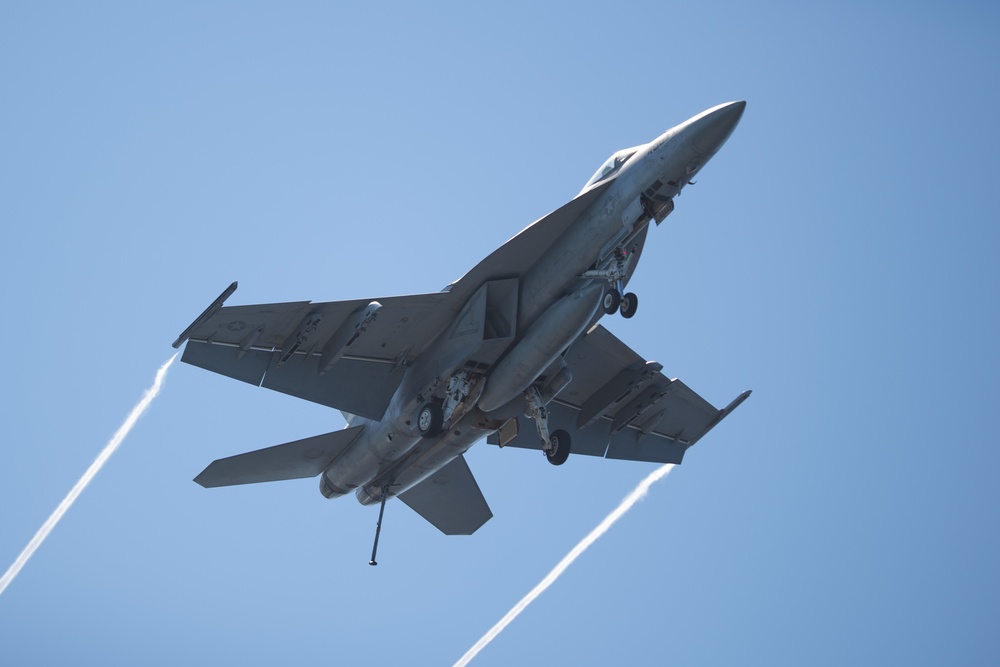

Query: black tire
<box><xmin>545</xmin><ymin>429</ymin><xmax>571</xmax><ymax>466</ymax></box>
<box><xmin>602</xmin><ymin>289</ymin><xmax>622</xmax><ymax>315</ymax></box>
<box><xmin>417</xmin><ymin>402</ymin><xmax>444</xmax><ymax>438</ymax></box>
<box><xmin>620</xmin><ymin>292</ymin><xmax>639</xmax><ymax>319</ymax></box>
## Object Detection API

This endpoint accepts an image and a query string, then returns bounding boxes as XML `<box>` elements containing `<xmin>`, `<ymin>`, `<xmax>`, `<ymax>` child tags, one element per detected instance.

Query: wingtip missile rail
<box><xmin>172</xmin><ymin>281</ymin><xmax>239</xmax><ymax>349</ymax></box>
<box><xmin>689</xmin><ymin>389</ymin><xmax>752</xmax><ymax>447</ymax></box>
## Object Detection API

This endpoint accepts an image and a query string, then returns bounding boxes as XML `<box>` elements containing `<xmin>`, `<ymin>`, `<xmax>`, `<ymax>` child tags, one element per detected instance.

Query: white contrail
<box><xmin>453</xmin><ymin>462</ymin><xmax>675</xmax><ymax>666</ymax></box>
<box><xmin>0</xmin><ymin>354</ymin><xmax>178</xmax><ymax>597</ymax></box>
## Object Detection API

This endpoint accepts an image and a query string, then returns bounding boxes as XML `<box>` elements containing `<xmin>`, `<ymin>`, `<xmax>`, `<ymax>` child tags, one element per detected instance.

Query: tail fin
<box><xmin>194</xmin><ymin>425</ymin><xmax>364</xmax><ymax>488</ymax></box>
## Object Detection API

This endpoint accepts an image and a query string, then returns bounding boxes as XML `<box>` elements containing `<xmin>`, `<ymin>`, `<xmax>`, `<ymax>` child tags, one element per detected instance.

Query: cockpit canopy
<box><xmin>581</xmin><ymin>146</ymin><xmax>642</xmax><ymax>192</ymax></box>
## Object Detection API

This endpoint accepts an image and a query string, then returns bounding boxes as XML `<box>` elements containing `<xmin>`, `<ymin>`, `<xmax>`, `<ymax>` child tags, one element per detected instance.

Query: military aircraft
<box><xmin>173</xmin><ymin>101</ymin><xmax>751</xmax><ymax>564</ymax></box>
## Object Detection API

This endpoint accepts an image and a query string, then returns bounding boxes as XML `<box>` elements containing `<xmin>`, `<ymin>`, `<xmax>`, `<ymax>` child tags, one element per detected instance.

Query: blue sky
<box><xmin>2</xmin><ymin>2</ymin><xmax>998</xmax><ymax>664</ymax></box>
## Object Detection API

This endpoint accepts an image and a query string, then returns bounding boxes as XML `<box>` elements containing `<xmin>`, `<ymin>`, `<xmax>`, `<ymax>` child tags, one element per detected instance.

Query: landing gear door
<box><xmin>494</xmin><ymin>418</ymin><xmax>519</xmax><ymax>448</ymax></box>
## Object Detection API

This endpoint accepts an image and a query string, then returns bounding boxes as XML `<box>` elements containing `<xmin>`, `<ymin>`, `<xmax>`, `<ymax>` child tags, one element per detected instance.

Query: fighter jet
<box><xmin>173</xmin><ymin>101</ymin><xmax>751</xmax><ymax>563</ymax></box>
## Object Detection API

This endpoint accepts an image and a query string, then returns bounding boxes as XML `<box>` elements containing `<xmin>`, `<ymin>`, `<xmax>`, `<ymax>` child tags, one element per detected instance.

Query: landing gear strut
<box><xmin>417</xmin><ymin>371</ymin><xmax>480</xmax><ymax>439</ymax></box>
<box><xmin>524</xmin><ymin>386</ymin><xmax>572</xmax><ymax>466</ymax></box>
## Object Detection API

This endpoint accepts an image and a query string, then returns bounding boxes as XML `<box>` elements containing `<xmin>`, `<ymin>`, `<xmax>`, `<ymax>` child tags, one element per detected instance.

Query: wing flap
<box><xmin>603</xmin><ymin>427</ymin><xmax>688</xmax><ymax>464</ymax></box>
<box><xmin>194</xmin><ymin>426</ymin><xmax>365</xmax><ymax>487</ymax></box>
<box><xmin>398</xmin><ymin>455</ymin><xmax>493</xmax><ymax>535</ymax></box>
<box><xmin>181</xmin><ymin>340</ymin><xmax>272</xmax><ymax>386</ymax></box>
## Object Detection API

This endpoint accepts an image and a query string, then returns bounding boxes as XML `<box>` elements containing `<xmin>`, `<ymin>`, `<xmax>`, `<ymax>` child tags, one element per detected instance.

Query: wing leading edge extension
<box><xmin>444</xmin><ymin>179</ymin><xmax>614</xmax><ymax>303</ymax></box>
<box><xmin>488</xmin><ymin>325</ymin><xmax>750</xmax><ymax>463</ymax></box>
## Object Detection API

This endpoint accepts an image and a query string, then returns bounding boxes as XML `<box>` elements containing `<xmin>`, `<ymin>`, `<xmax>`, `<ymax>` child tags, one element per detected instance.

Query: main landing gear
<box><xmin>417</xmin><ymin>401</ymin><xmax>444</xmax><ymax>437</ymax></box>
<box><xmin>524</xmin><ymin>386</ymin><xmax>572</xmax><ymax>466</ymax></box>
<box><xmin>546</xmin><ymin>429</ymin><xmax>571</xmax><ymax>466</ymax></box>
<box><xmin>417</xmin><ymin>371</ymin><xmax>479</xmax><ymax>439</ymax></box>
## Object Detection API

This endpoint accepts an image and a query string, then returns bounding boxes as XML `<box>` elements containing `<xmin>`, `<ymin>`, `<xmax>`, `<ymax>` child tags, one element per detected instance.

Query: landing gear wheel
<box><xmin>620</xmin><ymin>292</ymin><xmax>639</xmax><ymax>319</ymax></box>
<box><xmin>603</xmin><ymin>289</ymin><xmax>622</xmax><ymax>315</ymax></box>
<box><xmin>545</xmin><ymin>429</ymin><xmax>571</xmax><ymax>466</ymax></box>
<box><xmin>417</xmin><ymin>402</ymin><xmax>444</xmax><ymax>438</ymax></box>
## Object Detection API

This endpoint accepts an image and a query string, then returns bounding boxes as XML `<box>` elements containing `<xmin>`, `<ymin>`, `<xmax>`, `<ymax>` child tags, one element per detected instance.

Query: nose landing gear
<box><xmin>619</xmin><ymin>291</ymin><xmax>638</xmax><ymax>319</ymax></box>
<box><xmin>585</xmin><ymin>246</ymin><xmax>640</xmax><ymax>319</ymax></box>
<box><xmin>602</xmin><ymin>288</ymin><xmax>621</xmax><ymax>314</ymax></box>
<box><xmin>603</xmin><ymin>288</ymin><xmax>639</xmax><ymax>318</ymax></box>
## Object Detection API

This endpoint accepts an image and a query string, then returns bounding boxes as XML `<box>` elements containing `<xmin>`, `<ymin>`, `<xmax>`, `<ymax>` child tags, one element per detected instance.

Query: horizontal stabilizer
<box><xmin>195</xmin><ymin>425</ymin><xmax>364</xmax><ymax>488</ymax></box>
<box><xmin>398</xmin><ymin>455</ymin><xmax>493</xmax><ymax>535</ymax></box>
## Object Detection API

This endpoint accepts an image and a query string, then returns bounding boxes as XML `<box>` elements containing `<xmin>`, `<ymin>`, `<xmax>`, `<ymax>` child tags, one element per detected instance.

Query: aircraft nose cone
<box><xmin>683</xmin><ymin>100</ymin><xmax>746</xmax><ymax>155</ymax></box>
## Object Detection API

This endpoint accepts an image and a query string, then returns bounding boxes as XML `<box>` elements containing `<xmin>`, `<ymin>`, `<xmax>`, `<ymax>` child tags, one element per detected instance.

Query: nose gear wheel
<box><xmin>584</xmin><ymin>246</ymin><xmax>640</xmax><ymax>318</ymax></box>
<box><xmin>619</xmin><ymin>292</ymin><xmax>638</xmax><ymax>318</ymax></box>
<box><xmin>603</xmin><ymin>289</ymin><xmax>622</xmax><ymax>314</ymax></box>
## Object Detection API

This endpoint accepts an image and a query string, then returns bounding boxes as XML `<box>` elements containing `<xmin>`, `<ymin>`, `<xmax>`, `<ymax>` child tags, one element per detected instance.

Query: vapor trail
<box><xmin>453</xmin><ymin>462</ymin><xmax>674</xmax><ymax>666</ymax></box>
<box><xmin>0</xmin><ymin>354</ymin><xmax>178</xmax><ymax>597</ymax></box>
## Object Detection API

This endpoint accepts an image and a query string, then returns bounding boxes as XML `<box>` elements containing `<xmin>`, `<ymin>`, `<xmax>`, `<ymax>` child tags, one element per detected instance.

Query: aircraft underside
<box><xmin>174</xmin><ymin>101</ymin><xmax>750</xmax><ymax>564</ymax></box>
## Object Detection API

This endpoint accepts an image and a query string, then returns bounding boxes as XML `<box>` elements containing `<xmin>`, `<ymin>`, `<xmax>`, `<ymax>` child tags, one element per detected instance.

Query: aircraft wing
<box><xmin>176</xmin><ymin>290</ymin><xmax>456</xmax><ymax>421</ymax></box>
<box><xmin>174</xmin><ymin>181</ymin><xmax>615</xmax><ymax>421</ymax></box>
<box><xmin>398</xmin><ymin>454</ymin><xmax>493</xmax><ymax>535</ymax></box>
<box><xmin>488</xmin><ymin>325</ymin><xmax>750</xmax><ymax>463</ymax></box>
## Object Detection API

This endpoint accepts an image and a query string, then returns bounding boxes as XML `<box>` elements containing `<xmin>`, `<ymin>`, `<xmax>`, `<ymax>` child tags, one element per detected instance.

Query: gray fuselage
<box><xmin>317</xmin><ymin>101</ymin><xmax>747</xmax><ymax>507</ymax></box>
